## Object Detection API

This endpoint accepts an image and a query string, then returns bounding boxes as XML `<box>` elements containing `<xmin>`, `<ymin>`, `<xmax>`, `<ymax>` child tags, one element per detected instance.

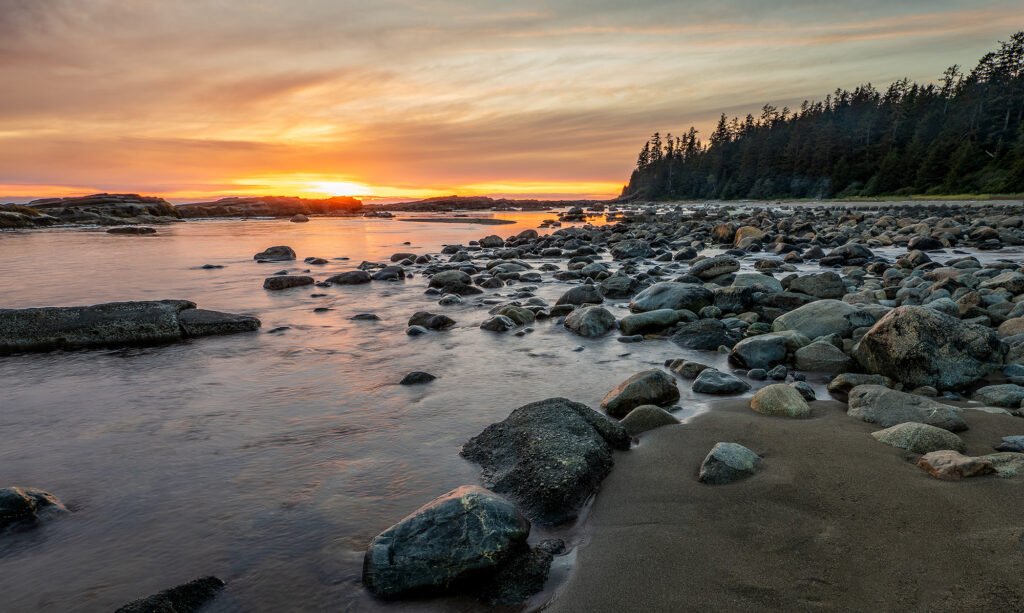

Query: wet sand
<box><xmin>547</xmin><ymin>399</ymin><xmax>1024</xmax><ymax>612</ymax></box>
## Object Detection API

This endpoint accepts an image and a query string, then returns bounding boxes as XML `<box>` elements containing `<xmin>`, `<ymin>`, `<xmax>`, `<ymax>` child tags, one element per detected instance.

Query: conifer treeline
<box><xmin>622</xmin><ymin>32</ymin><xmax>1024</xmax><ymax>200</ymax></box>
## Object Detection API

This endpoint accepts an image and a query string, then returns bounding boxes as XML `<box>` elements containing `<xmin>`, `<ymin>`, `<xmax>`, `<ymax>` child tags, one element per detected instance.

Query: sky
<box><xmin>1</xmin><ymin>0</ymin><xmax>1021</xmax><ymax>203</ymax></box>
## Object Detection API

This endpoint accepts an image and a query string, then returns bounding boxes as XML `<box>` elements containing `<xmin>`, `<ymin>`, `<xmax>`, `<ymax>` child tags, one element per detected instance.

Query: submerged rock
<box><xmin>0</xmin><ymin>487</ymin><xmax>67</xmax><ymax>531</ymax></box>
<box><xmin>106</xmin><ymin>226</ymin><xmax>157</xmax><ymax>235</ymax></box>
<box><xmin>262</xmin><ymin>275</ymin><xmax>314</xmax><ymax>290</ymax></box>
<box><xmin>698</xmin><ymin>442</ymin><xmax>762</xmax><ymax>485</ymax></box>
<box><xmin>0</xmin><ymin>301</ymin><xmax>260</xmax><ymax>354</ymax></box>
<box><xmin>253</xmin><ymin>245</ymin><xmax>296</xmax><ymax>262</ymax></box>
<box><xmin>853</xmin><ymin>305</ymin><xmax>1005</xmax><ymax>390</ymax></box>
<box><xmin>115</xmin><ymin>577</ymin><xmax>225</xmax><ymax>613</ymax></box>
<box><xmin>461</xmin><ymin>398</ymin><xmax>629</xmax><ymax>525</ymax></box>
<box><xmin>363</xmin><ymin>486</ymin><xmax>529</xmax><ymax>598</ymax></box>
<box><xmin>400</xmin><ymin>372</ymin><xmax>436</xmax><ymax>385</ymax></box>
<box><xmin>601</xmin><ymin>369</ymin><xmax>680</xmax><ymax>417</ymax></box>
<box><xmin>326</xmin><ymin>270</ymin><xmax>372</xmax><ymax>284</ymax></box>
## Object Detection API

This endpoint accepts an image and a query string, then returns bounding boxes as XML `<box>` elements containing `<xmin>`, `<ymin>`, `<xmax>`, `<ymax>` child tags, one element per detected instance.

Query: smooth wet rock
<box><xmin>472</xmin><ymin>539</ymin><xmax>565</xmax><ymax>605</ymax></box>
<box><xmin>610</xmin><ymin>239</ymin><xmax>655</xmax><ymax>260</ymax></box>
<box><xmin>671</xmin><ymin>319</ymin><xmax>739</xmax><ymax>351</ymax></box>
<box><xmin>788</xmin><ymin>271</ymin><xmax>846</xmax><ymax>299</ymax></box>
<box><xmin>619</xmin><ymin>309</ymin><xmax>678</xmax><ymax>336</ymax></box>
<box><xmin>972</xmin><ymin>384</ymin><xmax>1024</xmax><ymax>408</ymax></box>
<box><xmin>732</xmin><ymin>272</ymin><xmax>783</xmax><ymax>293</ymax></box>
<box><xmin>772</xmin><ymin>299</ymin><xmax>875</xmax><ymax>339</ymax></box>
<box><xmin>826</xmin><ymin>373</ymin><xmax>897</xmax><ymax>395</ymax></box>
<box><xmin>494</xmin><ymin>305</ymin><xmax>536</xmax><ymax>326</ymax></box>
<box><xmin>362</xmin><ymin>486</ymin><xmax>529</xmax><ymax>597</ymax></box>
<box><xmin>792</xmin><ymin>381</ymin><xmax>816</xmax><ymax>401</ymax></box>
<box><xmin>408</xmin><ymin>311</ymin><xmax>455</xmax><ymax>330</ymax></box>
<box><xmin>749</xmin><ymin>384</ymin><xmax>811</xmax><ymax>418</ymax></box>
<box><xmin>290</xmin><ymin>213</ymin><xmax>309</xmax><ymax>222</ymax></box>
<box><xmin>853</xmin><ymin>305</ymin><xmax>1006</xmax><ymax>389</ymax></box>
<box><xmin>481</xmin><ymin>315</ymin><xmax>518</xmax><ymax>332</ymax></box>
<box><xmin>461</xmin><ymin>398</ymin><xmax>629</xmax><ymax>525</ymax></box>
<box><xmin>406</xmin><ymin>325</ymin><xmax>428</xmax><ymax>336</ymax></box>
<box><xmin>794</xmin><ymin>340</ymin><xmax>855</xmax><ymax>373</ymax></box>
<box><xmin>846</xmin><ymin>385</ymin><xmax>967</xmax><ymax>432</ymax></box>
<box><xmin>698</xmin><ymin>442</ymin><xmax>762</xmax><ymax>485</ymax></box>
<box><xmin>178</xmin><ymin>309</ymin><xmax>261</xmax><ymax>337</ymax></box>
<box><xmin>629</xmin><ymin>282</ymin><xmax>712</xmax><ymax>313</ymax></box>
<box><xmin>555</xmin><ymin>284</ymin><xmax>604</xmax><ymax>306</ymax></box>
<box><xmin>601</xmin><ymin>369</ymin><xmax>681</xmax><ymax>417</ymax></box>
<box><xmin>620</xmin><ymin>405</ymin><xmax>680</xmax><ymax>436</ymax></box>
<box><xmin>689</xmin><ymin>255</ymin><xmax>739</xmax><ymax>280</ymax></box>
<box><xmin>996</xmin><ymin>436</ymin><xmax>1024</xmax><ymax>452</ymax></box>
<box><xmin>917</xmin><ymin>451</ymin><xmax>994</xmax><ymax>480</ymax></box>
<box><xmin>263</xmin><ymin>275</ymin><xmax>314</xmax><ymax>290</ymax></box>
<box><xmin>115</xmin><ymin>576</ymin><xmax>226</xmax><ymax>613</ymax></box>
<box><xmin>871</xmin><ymin>422</ymin><xmax>966</xmax><ymax>454</ymax></box>
<box><xmin>400</xmin><ymin>372</ymin><xmax>436</xmax><ymax>385</ymax></box>
<box><xmin>326</xmin><ymin>270</ymin><xmax>371</xmax><ymax>284</ymax></box>
<box><xmin>665</xmin><ymin>359</ymin><xmax>710</xmax><ymax>378</ymax></box>
<box><xmin>254</xmin><ymin>245</ymin><xmax>296</xmax><ymax>262</ymax></box>
<box><xmin>0</xmin><ymin>487</ymin><xmax>67</xmax><ymax>531</ymax></box>
<box><xmin>563</xmin><ymin>306</ymin><xmax>616</xmax><ymax>337</ymax></box>
<box><xmin>106</xmin><ymin>226</ymin><xmax>156</xmax><ymax>235</ymax></box>
<box><xmin>351</xmin><ymin>313</ymin><xmax>381</xmax><ymax>321</ymax></box>
<box><xmin>691</xmin><ymin>369</ymin><xmax>750</xmax><ymax>395</ymax></box>
<box><xmin>729</xmin><ymin>334</ymin><xmax>788</xmax><ymax>370</ymax></box>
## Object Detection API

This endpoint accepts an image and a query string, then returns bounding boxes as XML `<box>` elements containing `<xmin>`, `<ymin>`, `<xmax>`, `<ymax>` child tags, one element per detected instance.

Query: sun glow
<box><xmin>306</xmin><ymin>181</ymin><xmax>374</xmax><ymax>197</ymax></box>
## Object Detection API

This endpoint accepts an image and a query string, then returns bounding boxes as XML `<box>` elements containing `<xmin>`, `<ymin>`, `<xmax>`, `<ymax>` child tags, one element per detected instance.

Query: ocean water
<box><xmin>0</xmin><ymin>212</ymin><xmax>733</xmax><ymax>612</ymax></box>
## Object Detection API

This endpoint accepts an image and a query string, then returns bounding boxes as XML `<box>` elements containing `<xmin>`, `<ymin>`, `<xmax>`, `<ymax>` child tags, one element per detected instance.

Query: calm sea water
<box><xmin>0</xmin><ymin>212</ymin><xmax>734</xmax><ymax>612</ymax></box>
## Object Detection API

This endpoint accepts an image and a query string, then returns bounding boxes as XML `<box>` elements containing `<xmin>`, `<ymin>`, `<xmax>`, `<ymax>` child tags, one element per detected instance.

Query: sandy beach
<box><xmin>548</xmin><ymin>399</ymin><xmax>1024</xmax><ymax>612</ymax></box>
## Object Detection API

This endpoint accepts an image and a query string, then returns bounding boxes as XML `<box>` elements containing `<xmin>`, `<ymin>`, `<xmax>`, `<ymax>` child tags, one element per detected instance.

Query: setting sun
<box><xmin>306</xmin><ymin>181</ymin><xmax>374</xmax><ymax>197</ymax></box>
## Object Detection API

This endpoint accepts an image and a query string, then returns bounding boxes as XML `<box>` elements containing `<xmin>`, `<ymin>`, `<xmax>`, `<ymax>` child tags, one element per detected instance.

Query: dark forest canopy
<box><xmin>622</xmin><ymin>32</ymin><xmax>1024</xmax><ymax>201</ymax></box>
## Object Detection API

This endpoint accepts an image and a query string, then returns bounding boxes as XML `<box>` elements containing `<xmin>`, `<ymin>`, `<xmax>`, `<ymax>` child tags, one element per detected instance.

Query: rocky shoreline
<box><xmin>6</xmin><ymin>199</ymin><xmax>1024</xmax><ymax>609</ymax></box>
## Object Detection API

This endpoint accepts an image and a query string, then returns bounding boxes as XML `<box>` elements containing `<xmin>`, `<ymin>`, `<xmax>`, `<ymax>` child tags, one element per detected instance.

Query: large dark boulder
<box><xmin>115</xmin><ymin>577</ymin><xmax>225</xmax><ymax>613</ymax></box>
<box><xmin>0</xmin><ymin>301</ymin><xmax>261</xmax><ymax>354</ymax></box>
<box><xmin>0</xmin><ymin>487</ymin><xmax>67</xmax><ymax>531</ymax></box>
<box><xmin>847</xmin><ymin>385</ymin><xmax>967</xmax><ymax>431</ymax></box>
<box><xmin>601</xmin><ymin>369</ymin><xmax>680</xmax><ymax>417</ymax></box>
<box><xmin>610</xmin><ymin>239</ymin><xmax>655</xmax><ymax>260</ymax></box>
<box><xmin>853</xmin><ymin>305</ymin><xmax>1006</xmax><ymax>389</ymax></box>
<box><xmin>671</xmin><ymin>319</ymin><xmax>740</xmax><ymax>350</ymax></box>
<box><xmin>363</xmin><ymin>486</ymin><xmax>529</xmax><ymax>598</ymax></box>
<box><xmin>253</xmin><ymin>245</ymin><xmax>296</xmax><ymax>262</ymax></box>
<box><xmin>262</xmin><ymin>275</ymin><xmax>314</xmax><ymax>290</ymax></box>
<box><xmin>788</xmin><ymin>271</ymin><xmax>845</xmax><ymax>299</ymax></box>
<box><xmin>689</xmin><ymin>255</ymin><xmax>740</xmax><ymax>280</ymax></box>
<box><xmin>728</xmin><ymin>334</ymin><xmax>789</xmax><ymax>370</ymax></box>
<box><xmin>461</xmin><ymin>398</ymin><xmax>629</xmax><ymax>525</ymax></box>
<box><xmin>325</xmin><ymin>270</ymin><xmax>371</xmax><ymax>284</ymax></box>
<box><xmin>629</xmin><ymin>282</ymin><xmax>712</xmax><ymax>313</ymax></box>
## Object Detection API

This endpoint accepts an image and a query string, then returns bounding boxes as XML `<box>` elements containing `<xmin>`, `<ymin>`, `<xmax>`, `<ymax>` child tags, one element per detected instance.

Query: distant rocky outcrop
<box><xmin>175</xmin><ymin>195</ymin><xmax>362</xmax><ymax>218</ymax></box>
<box><xmin>366</xmin><ymin>196</ymin><xmax>598</xmax><ymax>212</ymax></box>
<box><xmin>0</xmin><ymin>300</ymin><xmax>260</xmax><ymax>354</ymax></box>
<box><xmin>2</xmin><ymin>193</ymin><xmax>181</xmax><ymax>228</ymax></box>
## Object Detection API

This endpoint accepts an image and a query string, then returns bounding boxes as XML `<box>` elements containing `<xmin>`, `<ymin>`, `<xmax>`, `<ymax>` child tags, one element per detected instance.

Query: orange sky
<box><xmin>0</xmin><ymin>1</ymin><xmax>1020</xmax><ymax>203</ymax></box>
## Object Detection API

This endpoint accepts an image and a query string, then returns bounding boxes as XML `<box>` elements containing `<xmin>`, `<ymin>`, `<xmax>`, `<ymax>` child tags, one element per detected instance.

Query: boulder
<box><xmin>400</xmin><ymin>372</ymin><xmax>436</xmax><ymax>385</ymax></box>
<box><xmin>0</xmin><ymin>487</ymin><xmax>67</xmax><ymax>531</ymax></box>
<box><xmin>689</xmin><ymin>255</ymin><xmax>740</xmax><ymax>280</ymax></box>
<box><xmin>362</xmin><ymin>486</ymin><xmax>529</xmax><ymax>597</ymax></box>
<box><xmin>871</xmin><ymin>422</ymin><xmax>966</xmax><ymax>454</ymax></box>
<box><xmin>772</xmin><ymin>300</ymin><xmax>875</xmax><ymax>339</ymax></box>
<box><xmin>846</xmin><ymin>385</ymin><xmax>967</xmax><ymax>431</ymax></box>
<box><xmin>106</xmin><ymin>226</ymin><xmax>156</xmax><ymax>235</ymax></box>
<box><xmin>698</xmin><ymin>442</ymin><xmax>762</xmax><ymax>484</ymax></box>
<box><xmin>733</xmin><ymin>226</ymin><xmax>765</xmax><ymax>247</ymax></box>
<box><xmin>793</xmin><ymin>341</ymin><xmax>855</xmax><ymax>373</ymax></box>
<box><xmin>481</xmin><ymin>315</ymin><xmax>518</xmax><ymax>332</ymax></box>
<box><xmin>788</xmin><ymin>272</ymin><xmax>846</xmax><ymax>299</ymax></box>
<box><xmin>996</xmin><ymin>436</ymin><xmax>1024</xmax><ymax>452</ymax></box>
<box><xmin>972</xmin><ymin>384</ymin><xmax>1024</xmax><ymax>408</ymax></box>
<box><xmin>563</xmin><ymin>306</ymin><xmax>616</xmax><ymax>337</ymax></box>
<box><xmin>262</xmin><ymin>275</ymin><xmax>314</xmax><ymax>290</ymax></box>
<box><xmin>732</xmin><ymin>272</ymin><xmax>783</xmax><ymax>293</ymax></box>
<box><xmin>979</xmin><ymin>452</ymin><xmax>1024</xmax><ymax>478</ymax></box>
<box><xmin>826</xmin><ymin>373</ymin><xmax>897</xmax><ymax>395</ymax></box>
<box><xmin>0</xmin><ymin>301</ymin><xmax>259</xmax><ymax>354</ymax></box>
<box><xmin>115</xmin><ymin>577</ymin><xmax>225</xmax><ymax>613</ymax></box>
<box><xmin>729</xmin><ymin>334</ymin><xmax>789</xmax><ymax>370</ymax></box>
<box><xmin>749</xmin><ymin>384</ymin><xmax>811</xmax><ymax>418</ymax></box>
<box><xmin>290</xmin><ymin>213</ymin><xmax>309</xmax><ymax>222</ymax></box>
<box><xmin>555</xmin><ymin>285</ymin><xmax>604</xmax><ymax>306</ymax></box>
<box><xmin>601</xmin><ymin>370</ymin><xmax>681</xmax><ymax>417</ymax></box>
<box><xmin>619</xmin><ymin>309</ymin><xmax>679</xmax><ymax>336</ymax></box>
<box><xmin>253</xmin><ymin>245</ymin><xmax>296</xmax><ymax>262</ymax></box>
<box><xmin>461</xmin><ymin>398</ymin><xmax>629</xmax><ymax>524</ymax></box>
<box><xmin>853</xmin><ymin>305</ymin><xmax>1006</xmax><ymax>389</ymax></box>
<box><xmin>598</xmin><ymin>273</ymin><xmax>644</xmax><ymax>298</ymax></box>
<box><xmin>408</xmin><ymin>312</ymin><xmax>456</xmax><ymax>330</ymax></box>
<box><xmin>629</xmin><ymin>282</ymin><xmax>712</xmax><ymax>313</ymax></box>
<box><xmin>620</xmin><ymin>405</ymin><xmax>680</xmax><ymax>436</ymax></box>
<box><xmin>917</xmin><ymin>451</ymin><xmax>994</xmax><ymax>480</ymax></box>
<box><xmin>325</xmin><ymin>270</ymin><xmax>371</xmax><ymax>284</ymax></box>
<box><xmin>665</xmin><ymin>359</ymin><xmax>710</xmax><ymax>378</ymax></box>
<box><xmin>691</xmin><ymin>369</ymin><xmax>750</xmax><ymax>394</ymax></box>
<box><xmin>672</xmin><ymin>319</ymin><xmax>740</xmax><ymax>350</ymax></box>
<box><xmin>479</xmin><ymin>235</ymin><xmax>505</xmax><ymax>248</ymax></box>
<box><xmin>610</xmin><ymin>239</ymin><xmax>655</xmax><ymax>260</ymax></box>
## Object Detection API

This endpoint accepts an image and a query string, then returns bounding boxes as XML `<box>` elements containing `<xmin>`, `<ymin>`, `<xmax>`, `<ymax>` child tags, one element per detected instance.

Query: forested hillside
<box><xmin>622</xmin><ymin>32</ymin><xmax>1024</xmax><ymax>200</ymax></box>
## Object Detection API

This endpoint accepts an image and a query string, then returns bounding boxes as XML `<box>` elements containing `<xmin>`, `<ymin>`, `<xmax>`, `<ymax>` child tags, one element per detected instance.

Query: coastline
<box><xmin>546</xmin><ymin>398</ymin><xmax>1024</xmax><ymax>612</ymax></box>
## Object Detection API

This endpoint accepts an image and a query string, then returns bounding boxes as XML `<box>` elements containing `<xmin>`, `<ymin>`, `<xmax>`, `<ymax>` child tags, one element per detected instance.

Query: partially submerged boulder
<box><xmin>0</xmin><ymin>487</ymin><xmax>67</xmax><ymax>531</ymax></box>
<box><xmin>363</xmin><ymin>486</ymin><xmax>529</xmax><ymax>598</ymax></box>
<box><xmin>253</xmin><ymin>245</ymin><xmax>296</xmax><ymax>262</ymax></box>
<box><xmin>0</xmin><ymin>301</ymin><xmax>260</xmax><ymax>354</ymax></box>
<box><xmin>772</xmin><ymin>299</ymin><xmax>874</xmax><ymax>339</ymax></box>
<box><xmin>853</xmin><ymin>305</ymin><xmax>1006</xmax><ymax>390</ymax></box>
<box><xmin>115</xmin><ymin>577</ymin><xmax>225</xmax><ymax>613</ymax></box>
<box><xmin>601</xmin><ymin>369</ymin><xmax>680</xmax><ymax>417</ymax></box>
<box><xmin>629</xmin><ymin>282</ymin><xmax>711</xmax><ymax>313</ymax></box>
<box><xmin>461</xmin><ymin>398</ymin><xmax>629</xmax><ymax>525</ymax></box>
